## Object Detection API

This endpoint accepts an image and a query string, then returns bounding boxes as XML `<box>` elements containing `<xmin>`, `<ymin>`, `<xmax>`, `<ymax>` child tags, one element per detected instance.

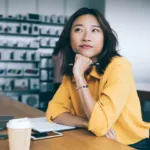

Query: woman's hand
<box><xmin>105</xmin><ymin>128</ymin><xmax>117</xmax><ymax>141</ymax></box>
<box><xmin>73</xmin><ymin>54</ymin><xmax>92</xmax><ymax>78</ymax></box>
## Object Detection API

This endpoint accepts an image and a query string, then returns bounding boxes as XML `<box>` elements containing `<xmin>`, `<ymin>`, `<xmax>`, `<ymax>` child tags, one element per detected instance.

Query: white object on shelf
<box><xmin>40</xmin><ymin>70</ymin><xmax>48</xmax><ymax>80</ymax></box>
<box><xmin>14</xmin><ymin>79</ymin><xmax>28</xmax><ymax>90</ymax></box>
<box><xmin>30</xmin><ymin>79</ymin><xmax>40</xmax><ymax>90</ymax></box>
<box><xmin>23</xmin><ymin>68</ymin><xmax>39</xmax><ymax>76</ymax></box>
<box><xmin>21</xmin><ymin>94</ymin><xmax>39</xmax><ymax>108</ymax></box>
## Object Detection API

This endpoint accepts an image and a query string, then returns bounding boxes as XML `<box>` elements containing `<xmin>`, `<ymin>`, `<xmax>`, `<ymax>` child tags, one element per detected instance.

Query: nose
<box><xmin>82</xmin><ymin>31</ymin><xmax>91</xmax><ymax>42</ymax></box>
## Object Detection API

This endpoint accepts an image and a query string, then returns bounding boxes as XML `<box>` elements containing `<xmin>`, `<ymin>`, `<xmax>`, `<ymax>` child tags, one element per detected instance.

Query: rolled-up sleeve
<box><xmin>88</xmin><ymin>62</ymin><xmax>132</xmax><ymax>136</ymax></box>
<box><xmin>46</xmin><ymin>76</ymin><xmax>72</xmax><ymax>122</ymax></box>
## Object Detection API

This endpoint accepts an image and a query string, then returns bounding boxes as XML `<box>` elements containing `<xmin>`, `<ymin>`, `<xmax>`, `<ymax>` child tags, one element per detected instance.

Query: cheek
<box><xmin>95</xmin><ymin>36</ymin><xmax>104</xmax><ymax>49</ymax></box>
<box><xmin>70</xmin><ymin>34</ymin><xmax>79</xmax><ymax>50</ymax></box>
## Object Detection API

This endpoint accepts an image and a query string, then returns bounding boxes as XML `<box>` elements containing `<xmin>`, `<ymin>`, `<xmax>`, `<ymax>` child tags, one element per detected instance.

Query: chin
<box><xmin>80</xmin><ymin>53</ymin><xmax>94</xmax><ymax>58</ymax></box>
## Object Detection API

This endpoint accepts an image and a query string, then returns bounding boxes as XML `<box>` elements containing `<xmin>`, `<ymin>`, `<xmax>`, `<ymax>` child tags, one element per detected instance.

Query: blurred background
<box><xmin>0</xmin><ymin>0</ymin><xmax>149</xmax><ymax>114</ymax></box>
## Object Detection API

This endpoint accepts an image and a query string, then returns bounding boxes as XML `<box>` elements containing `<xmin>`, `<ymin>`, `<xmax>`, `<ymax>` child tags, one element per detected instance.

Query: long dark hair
<box><xmin>52</xmin><ymin>41</ymin><xmax>60</xmax><ymax>56</ymax></box>
<box><xmin>56</xmin><ymin>7</ymin><xmax>120</xmax><ymax>77</ymax></box>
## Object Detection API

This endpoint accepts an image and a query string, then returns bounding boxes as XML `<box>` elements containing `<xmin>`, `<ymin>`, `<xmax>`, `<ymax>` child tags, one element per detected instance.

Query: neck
<box><xmin>91</xmin><ymin>57</ymin><xmax>97</xmax><ymax>63</ymax></box>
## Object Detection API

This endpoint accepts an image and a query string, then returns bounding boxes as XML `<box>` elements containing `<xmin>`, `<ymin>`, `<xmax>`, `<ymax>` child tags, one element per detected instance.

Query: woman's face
<box><xmin>70</xmin><ymin>14</ymin><xmax>104</xmax><ymax>62</ymax></box>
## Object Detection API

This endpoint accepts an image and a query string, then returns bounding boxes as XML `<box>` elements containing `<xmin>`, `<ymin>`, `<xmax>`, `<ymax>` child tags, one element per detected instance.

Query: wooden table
<box><xmin>0</xmin><ymin>95</ymin><xmax>135</xmax><ymax>150</ymax></box>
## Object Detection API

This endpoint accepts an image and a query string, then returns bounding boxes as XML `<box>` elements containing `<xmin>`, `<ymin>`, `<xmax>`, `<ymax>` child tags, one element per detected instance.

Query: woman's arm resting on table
<box><xmin>53</xmin><ymin>112</ymin><xmax>88</xmax><ymax>128</ymax></box>
<box><xmin>53</xmin><ymin>112</ymin><xmax>117</xmax><ymax>140</ymax></box>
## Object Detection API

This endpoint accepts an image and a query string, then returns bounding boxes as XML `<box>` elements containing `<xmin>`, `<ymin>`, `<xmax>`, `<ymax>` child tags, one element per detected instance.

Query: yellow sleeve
<box><xmin>88</xmin><ymin>61</ymin><xmax>132</xmax><ymax>136</ymax></box>
<box><xmin>46</xmin><ymin>76</ymin><xmax>72</xmax><ymax>122</ymax></box>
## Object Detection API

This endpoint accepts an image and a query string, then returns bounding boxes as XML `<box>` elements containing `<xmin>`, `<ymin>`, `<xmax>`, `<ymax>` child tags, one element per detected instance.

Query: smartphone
<box><xmin>0</xmin><ymin>134</ymin><xmax>8</xmax><ymax>140</ymax></box>
<box><xmin>0</xmin><ymin>116</ymin><xmax>14</xmax><ymax>130</ymax></box>
<box><xmin>31</xmin><ymin>131</ymin><xmax>63</xmax><ymax>140</ymax></box>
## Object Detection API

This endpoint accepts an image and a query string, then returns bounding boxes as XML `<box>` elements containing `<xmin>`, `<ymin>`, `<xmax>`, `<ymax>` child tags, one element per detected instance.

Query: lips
<box><xmin>79</xmin><ymin>44</ymin><xmax>93</xmax><ymax>49</ymax></box>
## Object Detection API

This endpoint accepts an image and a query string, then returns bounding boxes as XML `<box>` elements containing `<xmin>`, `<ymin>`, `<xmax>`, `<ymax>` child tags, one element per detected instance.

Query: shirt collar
<box><xmin>71</xmin><ymin>66</ymin><xmax>102</xmax><ymax>82</ymax></box>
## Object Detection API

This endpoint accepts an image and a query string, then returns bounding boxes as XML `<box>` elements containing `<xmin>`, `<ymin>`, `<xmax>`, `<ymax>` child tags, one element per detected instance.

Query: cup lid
<box><xmin>7</xmin><ymin>118</ymin><xmax>32</xmax><ymax>129</ymax></box>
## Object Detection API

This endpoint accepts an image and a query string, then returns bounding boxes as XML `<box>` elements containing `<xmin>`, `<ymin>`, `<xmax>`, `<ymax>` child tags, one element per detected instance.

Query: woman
<box><xmin>46</xmin><ymin>8</ymin><xmax>150</xmax><ymax>149</ymax></box>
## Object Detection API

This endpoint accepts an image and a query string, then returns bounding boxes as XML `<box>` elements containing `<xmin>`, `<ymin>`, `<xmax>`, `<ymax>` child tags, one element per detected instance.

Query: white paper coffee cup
<box><xmin>7</xmin><ymin>118</ymin><xmax>32</xmax><ymax>150</ymax></box>
<box><xmin>7</xmin><ymin>118</ymin><xmax>32</xmax><ymax>129</ymax></box>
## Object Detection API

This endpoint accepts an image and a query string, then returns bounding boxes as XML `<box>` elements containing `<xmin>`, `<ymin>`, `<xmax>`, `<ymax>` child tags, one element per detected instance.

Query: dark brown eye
<box><xmin>75</xmin><ymin>28</ymin><xmax>82</xmax><ymax>32</ymax></box>
<box><xmin>92</xmin><ymin>29</ymin><xmax>99</xmax><ymax>32</ymax></box>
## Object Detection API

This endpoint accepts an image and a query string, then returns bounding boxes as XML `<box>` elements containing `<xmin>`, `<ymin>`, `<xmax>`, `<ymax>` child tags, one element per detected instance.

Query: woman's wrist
<box><xmin>73</xmin><ymin>72</ymin><xmax>84</xmax><ymax>79</ymax></box>
<box><xmin>83</xmin><ymin>119</ymin><xmax>88</xmax><ymax>128</ymax></box>
<box><xmin>74</xmin><ymin>74</ymin><xmax>87</xmax><ymax>86</ymax></box>
<box><xmin>78</xmin><ymin>117</ymin><xmax>88</xmax><ymax>128</ymax></box>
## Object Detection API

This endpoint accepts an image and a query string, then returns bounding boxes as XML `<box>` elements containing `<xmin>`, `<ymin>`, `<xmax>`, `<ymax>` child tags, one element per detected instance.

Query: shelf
<box><xmin>0</xmin><ymin>46</ymin><xmax>54</xmax><ymax>50</ymax></box>
<box><xmin>0</xmin><ymin>60</ymin><xmax>40</xmax><ymax>63</ymax></box>
<box><xmin>40</xmin><ymin>56</ymin><xmax>52</xmax><ymax>59</ymax></box>
<box><xmin>40</xmin><ymin>68</ymin><xmax>53</xmax><ymax>70</ymax></box>
<box><xmin>0</xmin><ymin>32</ymin><xmax>37</xmax><ymax>37</ymax></box>
<box><xmin>0</xmin><ymin>76</ymin><xmax>40</xmax><ymax>78</ymax></box>
<box><xmin>39</xmin><ymin>34</ymin><xmax>60</xmax><ymax>38</ymax></box>
<box><xmin>40</xmin><ymin>91</ymin><xmax>54</xmax><ymax>94</ymax></box>
<box><xmin>2</xmin><ymin>90</ymin><xmax>39</xmax><ymax>92</ymax></box>
<box><xmin>40</xmin><ymin>80</ymin><xmax>53</xmax><ymax>82</ymax></box>
<box><xmin>0</xmin><ymin>18</ymin><xmax>65</xmax><ymax>26</ymax></box>
<box><xmin>0</xmin><ymin>90</ymin><xmax>40</xmax><ymax>94</ymax></box>
<box><xmin>0</xmin><ymin>32</ymin><xmax>60</xmax><ymax>38</ymax></box>
<box><xmin>39</xmin><ymin>46</ymin><xmax>55</xmax><ymax>49</ymax></box>
<box><xmin>0</xmin><ymin>46</ymin><xmax>38</xmax><ymax>50</ymax></box>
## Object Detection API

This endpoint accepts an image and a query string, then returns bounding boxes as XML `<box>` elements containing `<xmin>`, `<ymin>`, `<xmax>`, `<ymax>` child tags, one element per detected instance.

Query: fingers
<box><xmin>105</xmin><ymin>132</ymin><xmax>114</xmax><ymax>139</ymax></box>
<box><xmin>105</xmin><ymin>129</ymin><xmax>117</xmax><ymax>141</ymax></box>
<box><xmin>109</xmin><ymin>129</ymin><xmax>117</xmax><ymax>139</ymax></box>
<box><xmin>75</xmin><ymin>54</ymin><xmax>81</xmax><ymax>60</ymax></box>
<box><xmin>88</xmin><ymin>58</ymin><xmax>92</xmax><ymax>64</ymax></box>
<box><xmin>75</xmin><ymin>54</ymin><xmax>92</xmax><ymax>64</ymax></box>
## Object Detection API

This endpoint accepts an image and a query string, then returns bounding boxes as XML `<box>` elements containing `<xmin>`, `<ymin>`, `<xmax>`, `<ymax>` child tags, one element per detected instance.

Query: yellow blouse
<box><xmin>46</xmin><ymin>56</ymin><xmax>150</xmax><ymax>145</ymax></box>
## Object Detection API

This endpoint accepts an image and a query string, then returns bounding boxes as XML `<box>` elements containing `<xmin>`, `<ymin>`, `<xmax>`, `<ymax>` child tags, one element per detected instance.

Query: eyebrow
<box><xmin>73</xmin><ymin>24</ymin><xmax>101</xmax><ymax>28</ymax></box>
<box><xmin>92</xmin><ymin>25</ymin><xmax>101</xmax><ymax>28</ymax></box>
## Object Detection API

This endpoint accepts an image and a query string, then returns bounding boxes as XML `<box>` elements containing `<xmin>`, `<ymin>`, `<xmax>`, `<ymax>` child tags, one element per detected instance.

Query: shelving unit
<box><xmin>0</xmin><ymin>90</ymin><xmax>39</xmax><ymax>93</ymax></box>
<box><xmin>0</xmin><ymin>14</ymin><xmax>65</xmax><ymax>111</ymax></box>
<box><xmin>40</xmin><ymin>80</ymin><xmax>53</xmax><ymax>82</ymax></box>
<box><xmin>39</xmin><ymin>34</ymin><xmax>60</xmax><ymax>38</ymax></box>
<box><xmin>0</xmin><ymin>32</ymin><xmax>60</xmax><ymax>38</ymax></box>
<box><xmin>39</xmin><ymin>46</ymin><xmax>55</xmax><ymax>49</ymax></box>
<box><xmin>0</xmin><ymin>46</ymin><xmax>38</xmax><ymax>50</ymax></box>
<box><xmin>40</xmin><ymin>56</ymin><xmax>52</xmax><ymax>59</ymax></box>
<box><xmin>40</xmin><ymin>68</ymin><xmax>53</xmax><ymax>70</ymax></box>
<box><xmin>0</xmin><ymin>32</ymin><xmax>37</xmax><ymax>37</ymax></box>
<box><xmin>0</xmin><ymin>60</ymin><xmax>40</xmax><ymax>63</ymax></box>
<box><xmin>0</xmin><ymin>76</ymin><xmax>40</xmax><ymax>78</ymax></box>
<box><xmin>0</xmin><ymin>18</ymin><xmax>65</xmax><ymax>26</ymax></box>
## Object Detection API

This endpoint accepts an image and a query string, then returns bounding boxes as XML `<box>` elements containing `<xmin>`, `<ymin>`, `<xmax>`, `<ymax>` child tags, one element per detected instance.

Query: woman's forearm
<box><xmin>75</xmin><ymin>75</ymin><xmax>96</xmax><ymax>119</ymax></box>
<box><xmin>53</xmin><ymin>113</ymin><xmax>117</xmax><ymax>141</ymax></box>
<box><xmin>53</xmin><ymin>112</ymin><xmax>88</xmax><ymax>128</ymax></box>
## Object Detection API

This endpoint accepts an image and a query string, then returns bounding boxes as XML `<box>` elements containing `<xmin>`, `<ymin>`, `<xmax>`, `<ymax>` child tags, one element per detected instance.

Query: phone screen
<box><xmin>31</xmin><ymin>131</ymin><xmax>63</xmax><ymax>140</ymax></box>
<box><xmin>32</xmin><ymin>132</ymin><xmax>48</xmax><ymax>138</ymax></box>
<box><xmin>0</xmin><ymin>134</ymin><xmax>8</xmax><ymax>139</ymax></box>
